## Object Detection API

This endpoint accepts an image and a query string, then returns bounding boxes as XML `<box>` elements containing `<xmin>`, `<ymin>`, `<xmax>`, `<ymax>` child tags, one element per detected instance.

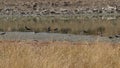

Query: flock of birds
<box><xmin>0</xmin><ymin>26</ymin><xmax>33</xmax><ymax>36</ymax></box>
<box><xmin>25</xmin><ymin>25</ymin><xmax>57</xmax><ymax>31</ymax></box>
<box><xmin>109</xmin><ymin>35</ymin><xmax>120</xmax><ymax>39</ymax></box>
<box><xmin>25</xmin><ymin>26</ymin><xmax>58</xmax><ymax>33</ymax></box>
<box><xmin>0</xmin><ymin>26</ymin><xmax>57</xmax><ymax>35</ymax></box>
<box><xmin>0</xmin><ymin>26</ymin><xmax>120</xmax><ymax>40</ymax></box>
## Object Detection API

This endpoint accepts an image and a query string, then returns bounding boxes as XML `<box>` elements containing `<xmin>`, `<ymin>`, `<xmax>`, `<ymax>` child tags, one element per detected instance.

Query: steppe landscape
<box><xmin>0</xmin><ymin>0</ymin><xmax>120</xmax><ymax>68</ymax></box>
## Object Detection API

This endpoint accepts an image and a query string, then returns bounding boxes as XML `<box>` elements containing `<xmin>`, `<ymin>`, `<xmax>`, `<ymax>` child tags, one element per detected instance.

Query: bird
<box><xmin>83</xmin><ymin>30</ymin><xmax>88</xmax><ymax>34</ymax></box>
<box><xmin>115</xmin><ymin>35</ymin><xmax>120</xmax><ymax>38</ymax></box>
<box><xmin>54</xmin><ymin>28</ymin><xmax>58</xmax><ymax>33</ymax></box>
<box><xmin>47</xmin><ymin>26</ymin><xmax>51</xmax><ymax>32</ymax></box>
<box><xmin>0</xmin><ymin>32</ymin><xmax>6</xmax><ymax>35</ymax></box>
<box><xmin>25</xmin><ymin>26</ymin><xmax>31</xmax><ymax>31</ymax></box>
<box><xmin>109</xmin><ymin>36</ymin><xmax>114</xmax><ymax>39</ymax></box>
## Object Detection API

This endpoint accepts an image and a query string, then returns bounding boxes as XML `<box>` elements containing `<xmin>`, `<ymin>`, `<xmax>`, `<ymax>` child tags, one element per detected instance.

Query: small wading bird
<box><xmin>115</xmin><ymin>35</ymin><xmax>120</xmax><ymax>38</ymax></box>
<box><xmin>25</xmin><ymin>26</ymin><xmax>40</xmax><ymax>34</ymax></box>
<box><xmin>109</xmin><ymin>36</ymin><xmax>114</xmax><ymax>39</ymax></box>
<box><xmin>0</xmin><ymin>32</ymin><xmax>6</xmax><ymax>35</ymax></box>
<box><xmin>47</xmin><ymin>26</ymin><xmax>51</xmax><ymax>32</ymax></box>
<box><xmin>54</xmin><ymin>28</ymin><xmax>58</xmax><ymax>32</ymax></box>
<box><xmin>25</xmin><ymin>26</ymin><xmax>32</xmax><ymax>31</ymax></box>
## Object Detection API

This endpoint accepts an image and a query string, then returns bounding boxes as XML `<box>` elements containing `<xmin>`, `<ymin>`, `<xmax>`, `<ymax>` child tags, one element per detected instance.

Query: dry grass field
<box><xmin>0</xmin><ymin>41</ymin><xmax>120</xmax><ymax>68</ymax></box>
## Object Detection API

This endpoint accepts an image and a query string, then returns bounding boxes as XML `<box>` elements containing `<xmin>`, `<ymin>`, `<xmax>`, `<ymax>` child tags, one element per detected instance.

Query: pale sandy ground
<box><xmin>0</xmin><ymin>32</ymin><xmax>119</xmax><ymax>43</ymax></box>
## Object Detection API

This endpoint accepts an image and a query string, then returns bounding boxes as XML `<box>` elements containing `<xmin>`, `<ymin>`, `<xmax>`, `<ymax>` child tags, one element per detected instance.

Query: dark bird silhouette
<box><xmin>83</xmin><ymin>30</ymin><xmax>88</xmax><ymax>34</ymax></box>
<box><xmin>47</xmin><ymin>27</ymin><xmax>51</xmax><ymax>32</ymax></box>
<box><xmin>0</xmin><ymin>32</ymin><xmax>6</xmax><ymax>35</ymax></box>
<box><xmin>109</xmin><ymin>36</ymin><xmax>113</xmax><ymax>39</ymax></box>
<box><xmin>25</xmin><ymin>26</ymin><xmax>31</xmax><ymax>31</ymax></box>
<box><xmin>54</xmin><ymin>28</ymin><xmax>58</xmax><ymax>33</ymax></box>
<box><xmin>115</xmin><ymin>35</ymin><xmax>120</xmax><ymax>38</ymax></box>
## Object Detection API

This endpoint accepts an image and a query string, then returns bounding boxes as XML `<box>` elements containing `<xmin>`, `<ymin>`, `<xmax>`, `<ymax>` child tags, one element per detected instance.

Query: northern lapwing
<box><xmin>54</xmin><ymin>28</ymin><xmax>58</xmax><ymax>33</ymax></box>
<box><xmin>115</xmin><ymin>35</ymin><xmax>120</xmax><ymax>38</ymax></box>
<box><xmin>25</xmin><ymin>26</ymin><xmax>32</xmax><ymax>31</ymax></box>
<box><xmin>109</xmin><ymin>36</ymin><xmax>114</xmax><ymax>39</ymax></box>
<box><xmin>47</xmin><ymin>26</ymin><xmax>51</xmax><ymax>32</ymax></box>
<box><xmin>0</xmin><ymin>32</ymin><xmax>6</xmax><ymax>35</ymax></box>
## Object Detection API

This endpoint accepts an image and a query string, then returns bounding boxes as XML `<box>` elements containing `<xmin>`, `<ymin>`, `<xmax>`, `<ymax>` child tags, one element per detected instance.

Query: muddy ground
<box><xmin>0</xmin><ymin>32</ymin><xmax>119</xmax><ymax>43</ymax></box>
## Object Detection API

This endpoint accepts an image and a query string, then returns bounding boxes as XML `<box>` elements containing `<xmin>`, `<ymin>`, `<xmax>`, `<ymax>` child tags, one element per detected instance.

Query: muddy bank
<box><xmin>0</xmin><ymin>32</ymin><xmax>119</xmax><ymax>43</ymax></box>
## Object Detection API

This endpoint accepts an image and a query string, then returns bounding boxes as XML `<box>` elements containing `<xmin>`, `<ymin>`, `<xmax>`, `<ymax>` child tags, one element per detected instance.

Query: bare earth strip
<box><xmin>0</xmin><ymin>32</ymin><xmax>119</xmax><ymax>43</ymax></box>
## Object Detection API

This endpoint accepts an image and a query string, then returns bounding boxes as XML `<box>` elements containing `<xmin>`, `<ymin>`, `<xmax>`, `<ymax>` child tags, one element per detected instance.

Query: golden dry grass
<box><xmin>0</xmin><ymin>41</ymin><xmax>120</xmax><ymax>68</ymax></box>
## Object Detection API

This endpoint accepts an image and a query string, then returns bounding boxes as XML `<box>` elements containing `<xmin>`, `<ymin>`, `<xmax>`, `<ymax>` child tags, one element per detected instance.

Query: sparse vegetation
<box><xmin>0</xmin><ymin>0</ymin><xmax>120</xmax><ymax>68</ymax></box>
<box><xmin>0</xmin><ymin>16</ymin><xmax>119</xmax><ymax>36</ymax></box>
